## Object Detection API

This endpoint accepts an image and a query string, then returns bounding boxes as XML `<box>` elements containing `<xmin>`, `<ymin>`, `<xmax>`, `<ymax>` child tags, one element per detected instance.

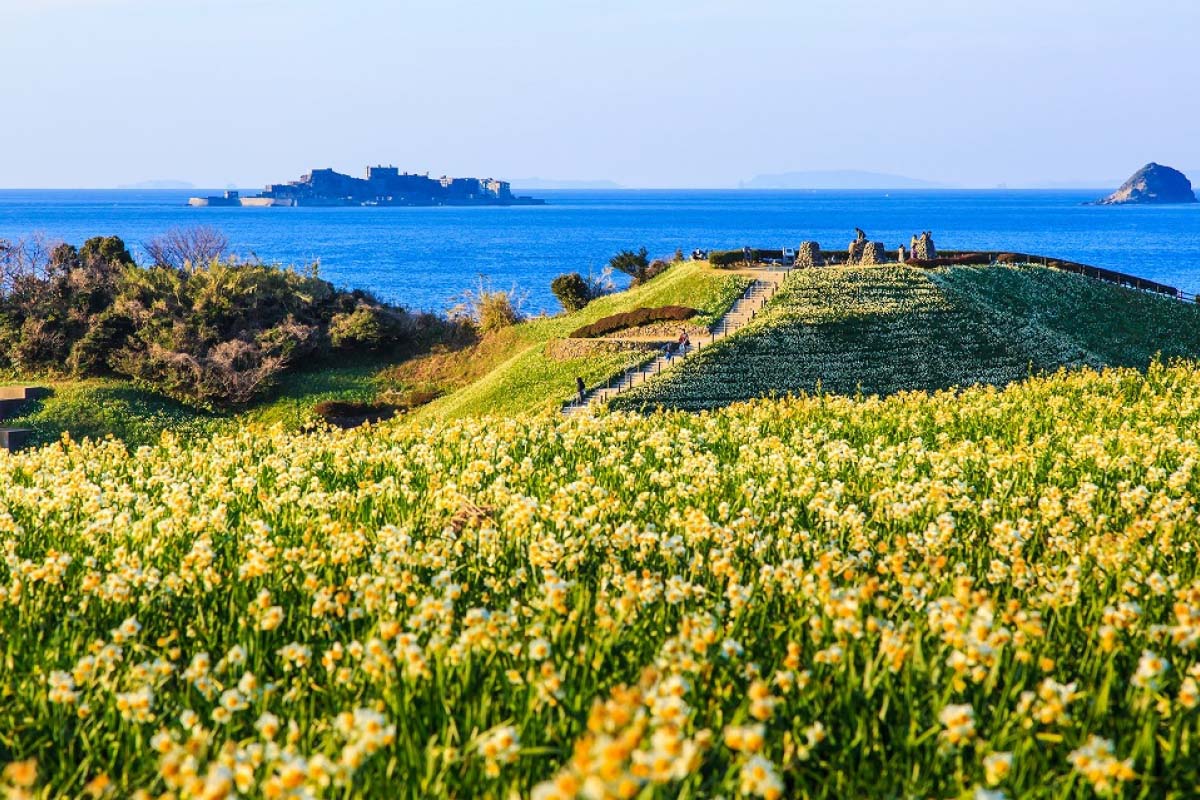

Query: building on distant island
<box><xmin>188</xmin><ymin>165</ymin><xmax>545</xmax><ymax>207</ymax></box>
<box><xmin>188</xmin><ymin>189</ymin><xmax>241</xmax><ymax>207</ymax></box>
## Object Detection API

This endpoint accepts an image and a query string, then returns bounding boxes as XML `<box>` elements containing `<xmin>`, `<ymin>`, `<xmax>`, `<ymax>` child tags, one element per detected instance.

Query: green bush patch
<box><xmin>0</xmin><ymin>235</ymin><xmax>456</xmax><ymax>410</ymax></box>
<box><xmin>708</xmin><ymin>249</ymin><xmax>747</xmax><ymax>267</ymax></box>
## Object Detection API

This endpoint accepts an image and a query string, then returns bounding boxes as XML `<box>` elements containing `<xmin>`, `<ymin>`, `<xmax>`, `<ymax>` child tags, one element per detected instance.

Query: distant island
<box><xmin>1095</xmin><ymin>163</ymin><xmax>1197</xmax><ymax>205</ymax></box>
<box><xmin>741</xmin><ymin>169</ymin><xmax>946</xmax><ymax>189</ymax></box>
<box><xmin>189</xmin><ymin>165</ymin><xmax>544</xmax><ymax>207</ymax></box>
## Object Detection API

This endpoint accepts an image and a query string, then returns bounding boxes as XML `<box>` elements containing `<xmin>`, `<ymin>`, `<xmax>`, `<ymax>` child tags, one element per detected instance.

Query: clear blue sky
<box><xmin>1</xmin><ymin>0</ymin><xmax>1197</xmax><ymax>188</ymax></box>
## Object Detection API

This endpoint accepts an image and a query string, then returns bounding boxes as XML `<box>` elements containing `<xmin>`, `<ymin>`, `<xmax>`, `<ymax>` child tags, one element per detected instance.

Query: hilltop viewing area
<box><xmin>545</xmin><ymin>230</ymin><xmax>1200</xmax><ymax>415</ymax></box>
<box><xmin>701</xmin><ymin>229</ymin><xmax>1189</xmax><ymax>299</ymax></box>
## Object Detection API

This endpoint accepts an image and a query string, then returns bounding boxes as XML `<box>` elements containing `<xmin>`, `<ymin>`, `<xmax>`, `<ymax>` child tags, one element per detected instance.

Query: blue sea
<box><xmin>1</xmin><ymin>189</ymin><xmax>1198</xmax><ymax>313</ymax></box>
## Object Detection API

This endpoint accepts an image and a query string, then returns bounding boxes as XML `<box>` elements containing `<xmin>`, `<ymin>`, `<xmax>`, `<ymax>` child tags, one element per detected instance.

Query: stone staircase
<box><xmin>0</xmin><ymin>386</ymin><xmax>48</xmax><ymax>451</ymax></box>
<box><xmin>563</xmin><ymin>269</ymin><xmax>789</xmax><ymax>415</ymax></box>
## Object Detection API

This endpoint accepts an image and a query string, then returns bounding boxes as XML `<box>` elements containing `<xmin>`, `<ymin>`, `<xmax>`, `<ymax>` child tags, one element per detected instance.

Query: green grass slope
<box><xmin>1</xmin><ymin>358</ymin><xmax>390</xmax><ymax>447</ymax></box>
<box><xmin>610</xmin><ymin>264</ymin><xmax>1200</xmax><ymax>411</ymax></box>
<box><xmin>418</xmin><ymin>262</ymin><xmax>750</xmax><ymax>418</ymax></box>
<box><xmin>0</xmin><ymin>379</ymin><xmax>220</xmax><ymax>446</ymax></box>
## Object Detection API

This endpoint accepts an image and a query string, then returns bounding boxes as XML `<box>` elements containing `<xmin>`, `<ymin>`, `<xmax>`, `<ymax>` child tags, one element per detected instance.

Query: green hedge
<box><xmin>569</xmin><ymin>305</ymin><xmax>698</xmax><ymax>338</ymax></box>
<box><xmin>708</xmin><ymin>250</ymin><xmax>746</xmax><ymax>267</ymax></box>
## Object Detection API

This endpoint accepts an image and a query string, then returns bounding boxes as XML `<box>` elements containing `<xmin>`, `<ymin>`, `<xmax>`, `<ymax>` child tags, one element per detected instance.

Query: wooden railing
<box><xmin>916</xmin><ymin>251</ymin><xmax>1191</xmax><ymax>301</ymax></box>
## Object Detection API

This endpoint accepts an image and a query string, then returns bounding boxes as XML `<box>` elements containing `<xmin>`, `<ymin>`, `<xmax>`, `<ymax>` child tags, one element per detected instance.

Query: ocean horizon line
<box><xmin>0</xmin><ymin>185</ymin><xmax>1127</xmax><ymax>193</ymax></box>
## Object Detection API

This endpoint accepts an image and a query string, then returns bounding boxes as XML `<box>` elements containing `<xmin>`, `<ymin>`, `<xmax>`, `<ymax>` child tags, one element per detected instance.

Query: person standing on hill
<box><xmin>575</xmin><ymin>375</ymin><xmax>586</xmax><ymax>404</ymax></box>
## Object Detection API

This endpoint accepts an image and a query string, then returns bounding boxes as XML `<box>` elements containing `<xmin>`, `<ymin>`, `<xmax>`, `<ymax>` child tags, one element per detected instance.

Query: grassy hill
<box><xmin>406</xmin><ymin>262</ymin><xmax>749</xmax><ymax>418</ymax></box>
<box><xmin>610</xmin><ymin>263</ymin><xmax>1200</xmax><ymax>411</ymax></box>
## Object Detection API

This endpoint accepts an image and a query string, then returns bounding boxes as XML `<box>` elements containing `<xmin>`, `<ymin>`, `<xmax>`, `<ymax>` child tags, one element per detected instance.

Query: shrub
<box><xmin>708</xmin><ymin>250</ymin><xmax>746</xmax><ymax>268</ymax></box>
<box><xmin>329</xmin><ymin>305</ymin><xmax>424</xmax><ymax>351</ymax></box>
<box><xmin>550</xmin><ymin>272</ymin><xmax>592</xmax><ymax>313</ymax></box>
<box><xmin>65</xmin><ymin>309</ymin><xmax>133</xmax><ymax>375</ymax></box>
<box><xmin>705</xmin><ymin>248</ymin><xmax>795</xmax><ymax>266</ymax></box>
<box><xmin>203</xmin><ymin>339</ymin><xmax>287</xmax><ymax>405</ymax></box>
<box><xmin>478</xmin><ymin>292</ymin><xmax>521</xmax><ymax>332</ymax></box>
<box><xmin>78</xmin><ymin>236</ymin><xmax>134</xmax><ymax>269</ymax></box>
<box><xmin>12</xmin><ymin>318</ymin><xmax>67</xmax><ymax>372</ymax></box>
<box><xmin>106</xmin><ymin>260</ymin><xmax>375</xmax><ymax>408</ymax></box>
<box><xmin>329</xmin><ymin>306</ymin><xmax>385</xmax><ymax>349</ymax></box>
<box><xmin>605</xmin><ymin>248</ymin><xmax>673</xmax><ymax>287</ymax></box>
<box><xmin>609</xmin><ymin>248</ymin><xmax>650</xmax><ymax>282</ymax></box>
<box><xmin>256</xmin><ymin>317</ymin><xmax>322</xmax><ymax>362</ymax></box>
<box><xmin>450</xmin><ymin>277</ymin><xmax>525</xmax><ymax>333</ymax></box>
<box><xmin>111</xmin><ymin>339</ymin><xmax>287</xmax><ymax>410</ymax></box>
<box><xmin>0</xmin><ymin>232</ymin><xmax>444</xmax><ymax>408</ymax></box>
<box><xmin>109</xmin><ymin>261</ymin><xmax>317</xmax><ymax>398</ymax></box>
<box><xmin>569</xmin><ymin>305</ymin><xmax>698</xmax><ymax>338</ymax></box>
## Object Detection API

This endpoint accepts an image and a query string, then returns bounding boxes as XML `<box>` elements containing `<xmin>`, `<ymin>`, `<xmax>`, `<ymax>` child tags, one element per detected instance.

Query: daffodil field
<box><xmin>6</xmin><ymin>363</ymin><xmax>1200</xmax><ymax>797</ymax></box>
<box><xmin>611</xmin><ymin>265</ymin><xmax>1200</xmax><ymax>411</ymax></box>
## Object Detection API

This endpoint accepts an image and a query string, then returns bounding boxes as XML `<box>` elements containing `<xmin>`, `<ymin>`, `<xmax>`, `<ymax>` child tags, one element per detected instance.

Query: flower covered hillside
<box><xmin>611</xmin><ymin>263</ymin><xmax>1200</xmax><ymax>411</ymax></box>
<box><xmin>4</xmin><ymin>363</ymin><xmax>1200</xmax><ymax>796</ymax></box>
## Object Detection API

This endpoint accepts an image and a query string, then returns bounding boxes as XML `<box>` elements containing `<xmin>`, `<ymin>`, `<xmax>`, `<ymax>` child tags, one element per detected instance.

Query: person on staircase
<box><xmin>575</xmin><ymin>375</ymin><xmax>586</xmax><ymax>405</ymax></box>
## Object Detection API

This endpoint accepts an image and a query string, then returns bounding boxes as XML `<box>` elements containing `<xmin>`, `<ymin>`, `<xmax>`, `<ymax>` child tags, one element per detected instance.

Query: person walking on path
<box><xmin>678</xmin><ymin>330</ymin><xmax>691</xmax><ymax>355</ymax></box>
<box><xmin>575</xmin><ymin>375</ymin><xmax>586</xmax><ymax>405</ymax></box>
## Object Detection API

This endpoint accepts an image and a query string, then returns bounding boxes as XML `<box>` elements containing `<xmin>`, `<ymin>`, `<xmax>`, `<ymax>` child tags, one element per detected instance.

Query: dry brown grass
<box><xmin>379</xmin><ymin>327</ymin><xmax>524</xmax><ymax>395</ymax></box>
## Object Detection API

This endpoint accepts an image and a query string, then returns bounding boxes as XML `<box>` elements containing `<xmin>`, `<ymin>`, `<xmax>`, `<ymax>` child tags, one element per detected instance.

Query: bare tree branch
<box><xmin>143</xmin><ymin>227</ymin><xmax>229</xmax><ymax>269</ymax></box>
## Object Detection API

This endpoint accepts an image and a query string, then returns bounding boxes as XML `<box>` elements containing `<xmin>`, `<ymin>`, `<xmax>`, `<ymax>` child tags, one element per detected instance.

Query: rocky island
<box><xmin>1095</xmin><ymin>162</ymin><xmax>1197</xmax><ymax>205</ymax></box>
<box><xmin>189</xmin><ymin>165</ymin><xmax>544</xmax><ymax>207</ymax></box>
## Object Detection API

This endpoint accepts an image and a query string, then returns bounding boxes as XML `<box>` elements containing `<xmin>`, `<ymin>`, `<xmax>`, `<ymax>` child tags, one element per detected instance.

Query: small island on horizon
<box><xmin>1095</xmin><ymin>162</ymin><xmax>1197</xmax><ymax>205</ymax></box>
<box><xmin>189</xmin><ymin>165</ymin><xmax>544</xmax><ymax>208</ymax></box>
